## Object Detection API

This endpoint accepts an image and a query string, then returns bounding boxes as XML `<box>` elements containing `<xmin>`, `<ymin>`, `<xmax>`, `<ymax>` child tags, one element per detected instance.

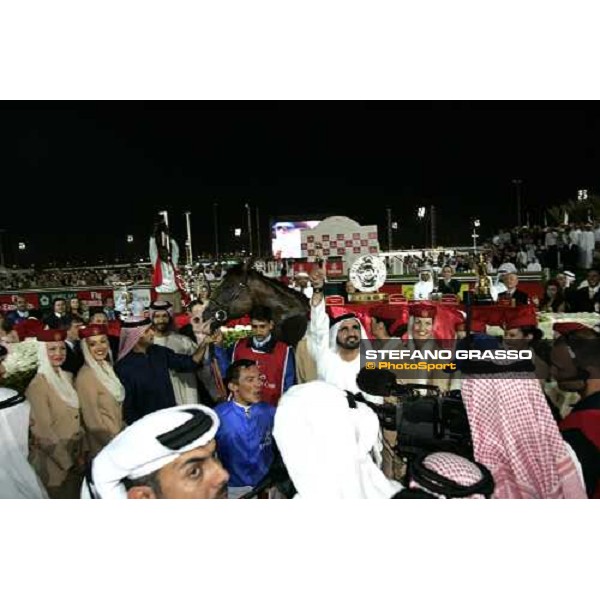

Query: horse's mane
<box><xmin>259</xmin><ymin>272</ymin><xmax>310</xmax><ymax>305</ymax></box>
<box><xmin>223</xmin><ymin>264</ymin><xmax>309</xmax><ymax>306</ymax></box>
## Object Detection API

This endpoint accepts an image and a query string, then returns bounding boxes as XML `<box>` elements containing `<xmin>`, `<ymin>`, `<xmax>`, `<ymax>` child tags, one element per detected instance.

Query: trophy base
<box><xmin>348</xmin><ymin>293</ymin><xmax>388</xmax><ymax>303</ymax></box>
<box><xmin>463</xmin><ymin>291</ymin><xmax>495</xmax><ymax>305</ymax></box>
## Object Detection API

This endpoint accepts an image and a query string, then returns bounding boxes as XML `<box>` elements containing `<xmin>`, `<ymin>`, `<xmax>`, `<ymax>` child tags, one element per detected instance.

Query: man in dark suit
<box><xmin>556</xmin><ymin>271</ymin><xmax>577</xmax><ymax>312</ymax></box>
<box><xmin>102</xmin><ymin>296</ymin><xmax>121</xmax><ymax>322</ymax></box>
<box><xmin>570</xmin><ymin>269</ymin><xmax>600</xmax><ymax>313</ymax></box>
<box><xmin>5</xmin><ymin>296</ymin><xmax>31</xmax><ymax>326</ymax></box>
<box><xmin>43</xmin><ymin>298</ymin><xmax>70</xmax><ymax>329</ymax></box>
<box><xmin>437</xmin><ymin>265</ymin><xmax>461</xmax><ymax>296</ymax></box>
<box><xmin>62</xmin><ymin>315</ymin><xmax>85</xmax><ymax>375</ymax></box>
<box><xmin>499</xmin><ymin>273</ymin><xmax>529</xmax><ymax>305</ymax></box>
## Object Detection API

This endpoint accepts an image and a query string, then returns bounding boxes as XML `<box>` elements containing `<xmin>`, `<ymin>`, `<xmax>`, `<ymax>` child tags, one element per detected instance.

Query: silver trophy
<box><xmin>113</xmin><ymin>280</ymin><xmax>134</xmax><ymax>318</ymax></box>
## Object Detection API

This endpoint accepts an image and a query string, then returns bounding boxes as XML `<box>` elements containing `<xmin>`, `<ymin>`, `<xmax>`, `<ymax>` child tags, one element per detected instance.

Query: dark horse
<box><xmin>202</xmin><ymin>263</ymin><xmax>310</xmax><ymax>346</ymax></box>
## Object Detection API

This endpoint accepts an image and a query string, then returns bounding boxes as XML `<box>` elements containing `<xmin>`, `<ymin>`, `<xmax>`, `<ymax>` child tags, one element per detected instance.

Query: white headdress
<box><xmin>328</xmin><ymin>313</ymin><xmax>369</xmax><ymax>354</ymax></box>
<box><xmin>0</xmin><ymin>388</ymin><xmax>48</xmax><ymax>499</ymax></box>
<box><xmin>83</xmin><ymin>405</ymin><xmax>220</xmax><ymax>499</ymax></box>
<box><xmin>273</xmin><ymin>381</ymin><xmax>401</xmax><ymax>499</ymax></box>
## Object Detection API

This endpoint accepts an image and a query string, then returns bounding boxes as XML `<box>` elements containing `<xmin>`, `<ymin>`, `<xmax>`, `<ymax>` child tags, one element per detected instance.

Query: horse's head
<box><xmin>202</xmin><ymin>261</ymin><xmax>310</xmax><ymax>345</ymax></box>
<box><xmin>202</xmin><ymin>262</ymin><xmax>254</xmax><ymax>324</ymax></box>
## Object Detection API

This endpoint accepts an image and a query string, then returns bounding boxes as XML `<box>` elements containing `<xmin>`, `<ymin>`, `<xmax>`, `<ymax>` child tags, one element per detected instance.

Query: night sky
<box><xmin>1</xmin><ymin>101</ymin><xmax>599</xmax><ymax>266</ymax></box>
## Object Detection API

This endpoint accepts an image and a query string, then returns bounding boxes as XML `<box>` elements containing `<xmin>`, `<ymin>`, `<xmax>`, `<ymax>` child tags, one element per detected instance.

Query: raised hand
<box><xmin>309</xmin><ymin>268</ymin><xmax>326</xmax><ymax>289</ymax></box>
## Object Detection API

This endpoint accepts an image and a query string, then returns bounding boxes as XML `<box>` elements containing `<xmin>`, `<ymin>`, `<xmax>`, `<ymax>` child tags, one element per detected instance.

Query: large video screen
<box><xmin>271</xmin><ymin>220</ymin><xmax>321</xmax><ymax>259</ymax></box>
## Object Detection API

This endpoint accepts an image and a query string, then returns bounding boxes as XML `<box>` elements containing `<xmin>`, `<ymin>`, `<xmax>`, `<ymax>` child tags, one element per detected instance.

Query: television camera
<box><xmin>355</xmin><ymin>367</ymin><xmax>473</xmax><ymax>463</ymax></box>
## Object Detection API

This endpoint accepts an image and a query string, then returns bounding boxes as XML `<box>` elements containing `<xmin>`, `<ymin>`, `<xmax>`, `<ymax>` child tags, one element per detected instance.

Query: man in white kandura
<box><xmin>306</xmin><ymin>269</ymin><xmax>382</xmax><ymax>404</ymax></box>
<box><xmin>413</xmin><ymin>266</ymin><xmax>434</xmax><ymax>300</ymax></box>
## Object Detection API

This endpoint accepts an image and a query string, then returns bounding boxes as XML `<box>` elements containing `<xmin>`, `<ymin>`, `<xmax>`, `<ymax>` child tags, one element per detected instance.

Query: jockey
<box><xmin>231</xmin><ymin>306</ymin><xmax>295</xmax><ymax>407</ymax></box>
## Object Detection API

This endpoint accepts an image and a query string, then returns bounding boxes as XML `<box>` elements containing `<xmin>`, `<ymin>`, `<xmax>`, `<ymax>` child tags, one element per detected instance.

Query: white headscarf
<box><xmin>323</xmin><ymin>314</ymin><xmax>383</xmax><ymax>405</ymax></box>
<box><xmin>0</xmin><ymin>388</ymin><xmax>48</xmax><ymax>499</ymax></box>
<box><xmin>81</xmin><ymin>336</ymin><xmax>125</xmax><ymax>403</ymax></box>
<box><xmin>328</xmin><ymin>314</ymin><xmax>369</xmax><ymax>353</ymax></box>
<box><xmin>273</xmin><ymin>381</ymin><xmax>401</xmax><ymax>499</ymax></box>
<box><xmin>83</xmin><ymin>405</ymin><xmax>220</xmax><ymax>499</ymax></box>
<box><xmin>36</xmin><ymin>341</ymin><xmax>79</xmax><ymax>409</ymax></box>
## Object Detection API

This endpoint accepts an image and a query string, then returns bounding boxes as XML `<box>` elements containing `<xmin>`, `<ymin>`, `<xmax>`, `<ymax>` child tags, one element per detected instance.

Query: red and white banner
<box><xmin>0</xmin><ymin>292</ymin><xmax>40</xmax><ymax>312</ymax></box>
<box><xmin>0</xmin><ymin>288</ymin><xmax>146</xmax><ymax>312</ymax></box>
<box><xmin>325</xmin><ymin>260</ymin><xmax>344</xmax><ymax>277</ymax></box>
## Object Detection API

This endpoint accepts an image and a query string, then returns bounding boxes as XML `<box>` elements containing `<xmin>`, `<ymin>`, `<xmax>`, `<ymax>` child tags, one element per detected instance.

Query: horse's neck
<box><xmin>252</xmin><ymin>278</ymin><xmax>306</xmax><ymax>317</ymax></box>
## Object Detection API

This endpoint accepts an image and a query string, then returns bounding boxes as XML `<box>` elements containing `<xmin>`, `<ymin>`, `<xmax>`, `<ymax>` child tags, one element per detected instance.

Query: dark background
<box><xmin>1</xmin><ymin>101</ymin><xmax>598</xmax><ymax>266</ymax></box>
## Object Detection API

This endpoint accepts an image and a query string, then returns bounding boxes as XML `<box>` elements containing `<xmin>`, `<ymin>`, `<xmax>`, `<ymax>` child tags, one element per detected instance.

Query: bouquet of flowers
<box><xmin>220</xmin><ymin>325</ymin><xmax>252</xmax><ymax>348</ymax></box>
<box><xmin>2</xmin><ymin>340</ymin><xmax>39</xmax><ymax>395</ymax></box>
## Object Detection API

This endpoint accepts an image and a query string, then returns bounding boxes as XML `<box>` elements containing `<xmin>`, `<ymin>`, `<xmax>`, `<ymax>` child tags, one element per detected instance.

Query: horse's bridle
<box><xmin>208</xmin><ymin>270</ymin><xmax>251</xmax><ymax>323</ymax></box>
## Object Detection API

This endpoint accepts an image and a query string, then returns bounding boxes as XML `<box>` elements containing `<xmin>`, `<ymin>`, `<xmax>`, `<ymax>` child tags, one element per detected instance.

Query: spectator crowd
<box><xmin>0</xmin><ymin>260</ymin><xmax>599</xmax><ymax>501</ymax></box>
<box><xmin>2</xmin><ymin>221</ymin><xmax>600</xmax><ymax>501</ymax></box>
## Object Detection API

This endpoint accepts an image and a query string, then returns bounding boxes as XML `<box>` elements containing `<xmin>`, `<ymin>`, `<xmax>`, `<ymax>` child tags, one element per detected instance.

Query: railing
<box><xmin>0</xmin><ymin>284</ymin><xmax>152</xmax><ymax>295</ymax></box>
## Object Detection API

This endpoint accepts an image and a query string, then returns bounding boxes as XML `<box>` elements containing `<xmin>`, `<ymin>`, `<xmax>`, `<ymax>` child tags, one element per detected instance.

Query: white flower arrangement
<box><xmin>2</xmin><ymin>339</ymin><xmax>40</xmax><ymax>394</ymax></box>
<box><xmin>3</xmin><ymin>339</ymin><xmax>39</xmax><ymax>375</ymax></box>
<box><xmin>538</xmin><ymin>312</ymin><xmax>600</xmax><ymax>323</ymax></box>
<box><xmin>537</xmin><ymin>311</ymin><xmax>600</xmax><ymax>338</ymax></box>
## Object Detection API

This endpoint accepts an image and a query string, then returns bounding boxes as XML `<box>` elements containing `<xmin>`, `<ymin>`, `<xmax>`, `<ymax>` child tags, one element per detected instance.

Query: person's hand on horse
<box><xmin>192</xmin><ymin>320</ymin><xmax>216</xmax><ymax>363</ymax></box>
<box><xmin>210</xmin><ymin>328</ymin><xmax>224</xmax><ymax>347</ymax></box>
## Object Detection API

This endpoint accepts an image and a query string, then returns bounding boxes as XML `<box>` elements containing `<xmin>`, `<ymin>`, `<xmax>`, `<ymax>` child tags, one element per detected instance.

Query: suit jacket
<box><xmin>438</xmin><ymin>279</ymin><xmax>461</xmax><ymax>295</ymax></box>
<box><xmin>63</xmin><ymin>341</ymin><xmax>84</xmax><ymax>376</ymax></box>
<box><xmin>570</xmin><ymin>287</ymin><xmax>600</xmax><ymax>313</ymax></box>
<box><xmin>75</xmin><ymin>365</ymin><xmax>124</xmax><ymax>458</ymax></box>
<box><xmin>499</xmin><ymin>288</ymin><xmax>529</xmax><ymax>306</ymax></box>
<box><xmin>44</xmin><ymin>313</ymin><xmax>70</xmax><ymax>329</ymax></box>
<box><xmin>5</xmin><ymin>310</ymin><xmax>30</xmax><ymax>326</ymax></box>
